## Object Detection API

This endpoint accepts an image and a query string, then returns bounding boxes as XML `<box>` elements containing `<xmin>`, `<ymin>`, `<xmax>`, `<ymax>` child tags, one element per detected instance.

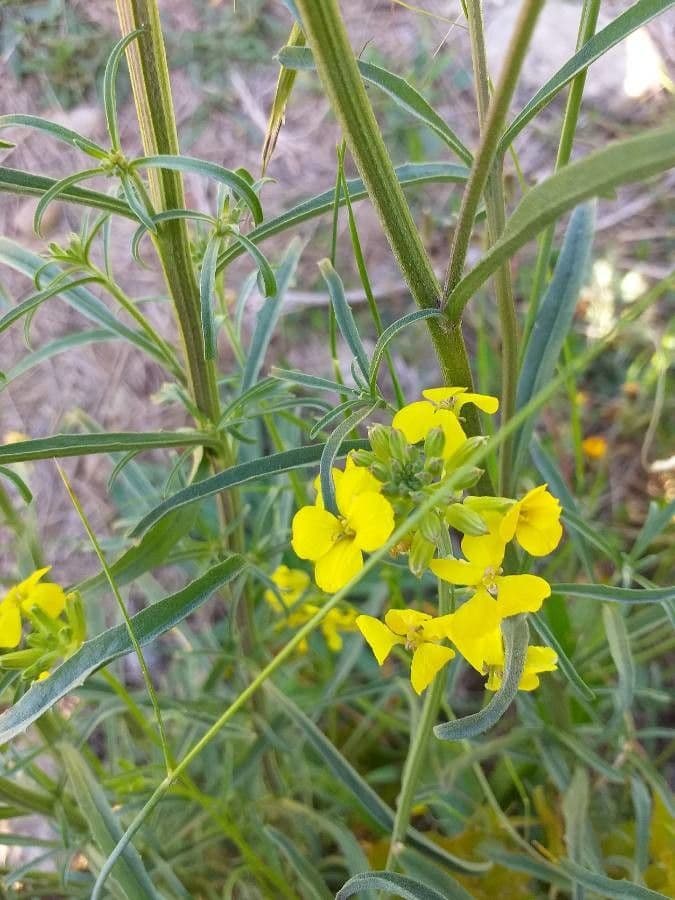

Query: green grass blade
<box><xmin>630</xmin><ymin>499</ymin><xmax>675</xmax><ymax>561</ymax></box>
<box><xmin>266</xmin><ymin>827</ymin><xmax>332</xmax><ymax>900</ymax></box>
<box><xmin>241</xmin><ymin>239</ymin><xmax>302</xmax><ymax>391</ymax></box>
<box><xmin>553</xmin><ymin>584</ymin><xmax>675</xmax><ymax>604</ymax></box>
<box><xmin>120</xmin><ymin>174</ymin><xmax>157</xmax><ymax>234</ymax></box>
<box><xmin>228</xmin><ymin>230</ymin><xmax>277</xmax><ymax>297</ymax></box>
<box><xmin>103</xmin><ymin>29</ymin><xmax>144</xmax><ymax>149</ymax></box>
<box><xmin>0</xmin><ymin>330</ymin><xmax>114</xmax><ymax>389</ymax></box>
<box><xmin>447</xmin><ymin>127</ymin><xmax>675</xmax><ymax>319</ymax></box>
<box><xmin>513</xmin><ymin>204</ymin><xmax>595</xmax><ymax>474</ymax></box>
<box><xmin>60</xmin><ymin>744</ymin><xmax>160</xmax><ymax>900</ymax></box>
<box><xmin>559</xmin><ymin>861</ymin><xmax>670</xmax><ymax>899</ymax></box>
<box><xmin>134</xmin><ymin>155</ymin><xmax>263</xmax><ymax>224</ymax></box>
<box><xmin>0</xmin><ymin>431</ymin><xmax>218</xmax><ymax>464</ymax></box>
<box><xmin>319</xmin><ymin>259</ymin><xmax>370</xmax><ymax>380</ymax></box>
<box><xmin>0</xmin><ymin>113</ymin><xmax>107</xmax><ymax>158</ymax></box>
<box><xmin>562</xmin><ymin>767</ymin><xmax>590</xmax><ymax>900</ymax></box>
<box><xmin>500</xmin><ymin>0</ymin><xmax>675</xmax><ymax>150</ymax></box>
<box><xmin>271</xmin><ymin>368</ymin><xmax>361</xmax><ymax>396</ymax></box>
<box><xmin>336</xmin><ymin>871</ymin><xmax>448</xmax><ymax>900</ymax></box>
<box><xmin>631</xmin><ymin>776</ymin><xmax>652</xmax><ymax>882</ymax></box>
<box><xmin>216</xmin><ymin>162</ymin><xmax>470</xmax><ymax>271</ymax></box>
<box><xmin>279</xmin><ymin>46</ymin><xmax>472</xmax><ymax>165</ymax></box>
<box><xmin>0</xmin><ymin>556</ymin><xmax>247</xmax><ymax>744</ymax></box>
<box><xmin>602</xmin><ymin>605</ymin><xmax>635</xmax><ymax>712</ymax></box>
<box><xmin>0</xmin><ymin>466</ymin><xmax>32</xmax><ymax>504</ymax></box>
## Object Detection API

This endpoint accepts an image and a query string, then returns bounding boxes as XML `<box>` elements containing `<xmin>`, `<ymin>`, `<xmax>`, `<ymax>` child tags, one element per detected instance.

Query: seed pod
<box><xmin>408</xmin><ymin>531</ymin><xmax>436</xmax><ymax>576</ymax></box>
<box><xmin>446</xmin><ymin>503</ymin><xmax>489</xmax><ymax>536</ymax></box>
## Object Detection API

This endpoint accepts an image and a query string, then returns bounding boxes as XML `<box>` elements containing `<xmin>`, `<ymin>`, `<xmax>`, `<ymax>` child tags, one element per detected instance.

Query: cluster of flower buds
<box><xmin>280</xmin><ymin>387</ymin><xmax>562</xmax><ymax>694</ymax></box>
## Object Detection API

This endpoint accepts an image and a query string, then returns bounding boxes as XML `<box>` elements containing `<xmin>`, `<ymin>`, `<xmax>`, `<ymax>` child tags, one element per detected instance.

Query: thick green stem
<box><xmin>115</xmin><ymin>0</ymin><xmax>220</xmax><ymax>423</ymax></box>
<box><xmin>443</xmin><ymin>0</ymin><xmax>544</xmax><ymax>306</ymax></box>
<box><xmin>294</xmin><ymin>0</ymin><xmax>479</xmax><ymax>431</ymax></box>
<box><xmin>522</xmin><ymin>0</ymin><xmax>601</xmax><ymax>351</ymax></box>
<box><xmin>464</xmin><ymin>0</ymin><xmax>520</xmax><ymax>494</ymax></box>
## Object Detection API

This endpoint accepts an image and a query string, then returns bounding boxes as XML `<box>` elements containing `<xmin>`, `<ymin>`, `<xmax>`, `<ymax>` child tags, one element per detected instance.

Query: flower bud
<box><xmin>445</xmin><ymin>503</ymin><xmax>489</xmax><ymax>535</ymax></box>
<box><xmin>445</xmin><ymin>435</ymin><xmax>487</xmax><ymax>470</ymax></box>
<box><xmin>464</xmin><ymin>495</ymin><xmax>514</xmax><ymax>514</ymax></box>
<box><xmin>424</xmin><ymin>426</ymin><xmax>445</xmax><ymax>460</ymax></box>
<box><xmin>371</xmin><ymin>461</ymin><xmax>390</xmax><ymax>483</ymax></box>
<box><xmin>368</xmin><ymin>424</ymin><xmax>391</xmax><ymax>461</ymax></box>
<box><xmin>451</xmin><ymin>466</ymin><xmax>484</xmax><ymax>490</ymax></box>
<box><xmin>408</xmin><ymin>531</ymin><xmax>436</xmax><ymax>576</ymax></box>
<box><xmin>419</xmin><ymin>510</ymin><xmax>443</xmax><ymax>543</ymax></box>
<box><xmin>388</xmin><ymin>427</ymin><xmax>410</xmax><ymax>464</ymax></box>
<box><xmin>350</xmin><ymin>449</ymin><xmax>375</xmax><ymax>468</ymax></box>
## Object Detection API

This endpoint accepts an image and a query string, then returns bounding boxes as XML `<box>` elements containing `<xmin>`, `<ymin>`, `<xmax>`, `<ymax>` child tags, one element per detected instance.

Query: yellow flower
<box><xmin>313</xmin><ymin>455</ymin><xmax>383</xmax><ymax>508</ymax></box>
<box><xmin>430</xmin><ymin>533</ymin><xmax>551</xmax><ymax>618</ymax></box>
<box><xmin>499</xmin><ymin>485</ymin><xmax>563</xmax><ymax>557</ymax></box>
<box><xmin>282</xmin><ymin>603</ymin><xmax>357</xmax><ymax>653</ymax></box>
<box><xmin>264</xmin><ymin>565</ymin><xmax>310</xmax><ymax>612</ymax></box>
<box><xmin>292</xmin><ymin>464</ymin><xmax>395</xmax><ymax>593</ymax></box>
<box><xmin>357</xmin><ymin>608</ymin><xmax>455</xmax><ymax>694</ymax></box>
<box><xmin>420</xmin><ymin>387</ymin><xmax>499</xmax><ymax>415</ymax></box>
<box><xmin>481</xmin><ymin>632</ymin><xmax>558</xmax><ymax>692</ymax></box>
<box><xmin>0</xmin><ymin>568</ymin><xmax>66</xmax><ymax>649</ymax></box>
<box><xmin>582</xmin><ymin>435</ymin><xmax>608</xmax><ymax>460</ymax></box>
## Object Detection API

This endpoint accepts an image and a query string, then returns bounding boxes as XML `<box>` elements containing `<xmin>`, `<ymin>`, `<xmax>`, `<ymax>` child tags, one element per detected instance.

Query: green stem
<box><xmin>443</xmin><ymin>0</ymin><xmax>544</xmax><ymax>306</ymax></box>
<box><xmin>115</xmin><ymin>0</ymin><xmax>220</xmax><ymax>423</ymax></box>
<box><xmin>464</xmin><ymin>0</ymin><xmax>520</xmax><ymax>494</ymax></box>
<box><xmin>522</xmin><ymin>0</ymin><xmax>601</xmax><ymax>351</ymax></box>
<box><xmin>293</xmin><ymin>0</ymin><xmax>478</xmax><ymax>430</ymax></box>
<box><xmin>386</xmin><ymin>580</ymin><xmax>452</xmax><ymax>870</ymax></box>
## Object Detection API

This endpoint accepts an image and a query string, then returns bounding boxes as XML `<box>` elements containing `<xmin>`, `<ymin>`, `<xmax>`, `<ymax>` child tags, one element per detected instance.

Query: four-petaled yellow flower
<box><xmin>499</xmin><ymin>485</ymin><xmax>563</xmax><ymax>557</ymax></box>
<box><xmin>430</xmin><ymin>531</ymin><xmax>551</xmax><ymax>619</ymax></box>
<box><xmin>478</xmin><ymin>628</ymin><xmax>558</xmax><ymax>691</ymax></box>
<box><xmin>0</xmin><ymin>568</ymin><xmax>66</xmax><ymax>649</ymax></box>
<box><xmin>356</xmin><ymin>609</ymin><xmax>455</xmax><ymax>694</ymax></box>
<box><xmin>292</xmin><ymin>464</ymin><xmax>394</xmax><ymax>593</ymax></box>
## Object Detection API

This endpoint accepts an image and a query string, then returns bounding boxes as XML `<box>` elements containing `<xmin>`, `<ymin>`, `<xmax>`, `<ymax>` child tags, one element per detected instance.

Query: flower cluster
<box><xmin>284</xmin><ymin>387</ymin><xmax>562</xmax><ymax>694</ymax></box>
<box><xmin>0</xmin><ymin>567</ymin><xmax>85</xmax><ymax>681</ymax></box>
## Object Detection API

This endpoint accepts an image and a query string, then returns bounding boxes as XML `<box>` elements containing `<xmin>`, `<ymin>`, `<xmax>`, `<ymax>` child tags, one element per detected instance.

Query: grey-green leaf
<box><xmin>336</xmin><ymin>871</ymin><xmax>449</xmax><ymax>900</ymax></box>
<box><xmin>553</xmin><ymin>583</ymin><xmax>675</xmax><ymax>604</ymax></box>
<box><xmin>0</xmin><ymin>431</ymin><xmax>218</xmax><ymax>464</ymax></box>
<box><xmin>319</xmin><ymin>259</ymin><xmax>370</xmax><ymax>380</ymax></box>
<box><xmin>199</xmin><ymin>232</ymin><xmax>222</xmax><ymax>359</ymax></box>
<box><xmin>0</xmin><ymin>114</ymin><xmax>107</xmax><ymax>159</ymax></box>
<box><xmin>103</xmin><ymin>29</ymin><xmax>144</xmax><ymax>149</ymax></box>
<box><xmin>0</xmin><ymin>166</ymin><xmax>133</xmax><ymax>219</ymax></box>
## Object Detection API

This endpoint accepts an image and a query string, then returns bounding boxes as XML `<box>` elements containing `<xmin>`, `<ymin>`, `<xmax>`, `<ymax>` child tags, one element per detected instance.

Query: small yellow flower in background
<box><xmin>582</xmin><ymin>435</ymin><xmax>608</xmax><ymax>460</ymax></box>
<box><xmin>292</xmin><ymin>463</ymin><xmax>394</xmax><ymax>593</ymax></box>
<box><xmin>499</xmin><ymin>484</ymin><xmax>563</xmax><ymax>557</ymax></box>
<box><xmin>430</xmin><ymin>533</ymin><xmax>551</xmax><ymax>618</ymax></box>
<box><xmin>479</xmin><ymin>631</ymin><xmax>558</xmax><ymax>692</ymax></box>
<box><xmin>3</xmin><ymin>431</ymin><xmax>29</xmax><ymax>444</ymax></box>
<box><xmin>36</xmin><ymin>670</ymin><xmax>50</xmax><ymax>682</ymax></box>
<box><xmin>357</xmin><ymin>608</ymin><xmax>455</xmax><ymax>694</ymax></box>
<box><xmin>0</xmin><ymin>568</ymin><xmax>66</xmax><ymax>649</ymax></box>
<box><xmin>264</xmin><ymin>565</ymin><xmax>310</xmax><ymax>612</ymax></box>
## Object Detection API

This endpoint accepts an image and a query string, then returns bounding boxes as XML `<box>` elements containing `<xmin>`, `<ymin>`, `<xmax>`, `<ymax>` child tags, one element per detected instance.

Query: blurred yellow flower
<box><xmin>292</xmin><ymin>464</ymin><xmax>394</xmax><ymax>592</ymax></box>
<box><xmin>0</xmin><ymin>568</ymin><xmax>66</xmax><ymax>649</ymax></box>
<box><xmin>357</xmin><ymin>608</ymin><xmax>455</xmax><ymax>694</ymax></box>
<box><xmin>3</xmin><ymin>431</ymin><xmax>29</xmax><ymax>444</ymax></box>
<box><xmin>430</xmin><ymin>534</ymin><xmax>551</xmax><ymax>618</ymax></box>
<box><xmin>499</xmin><ymin>485</ymin><xmax>563</xmax><ymax>556</ymax></box>
<box><xmin>582</xmin><ymin>435</ymin><xmax>608</xmax><ymax>460</ymax></box>
<box><xmin>264</xmin><ymin>565</ymin><xmax>310</xmax><ymax>612</ymax></box>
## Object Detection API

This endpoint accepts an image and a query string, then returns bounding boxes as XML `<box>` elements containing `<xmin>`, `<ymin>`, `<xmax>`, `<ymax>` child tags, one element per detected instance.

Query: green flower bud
<box><xmin>371</xmin><ymin>461</ymin><xmax>390</xmax><ymax>483</ymax></box>
<box><xmin>408</xmin><ymin>531</ymin><xmax>436</xmax><ymax>577</ymax></box>
<box><xmin>0</xmin><ymin>648</ymin><xmax>43</xmax><ymax>669</ymax></box>
<box><xmin>445</xmin><ymin>435</ymin><xmax>487</xmax><ymax>469</ymax></box>
<box><xmin>424</xmin><ymin>458</ymin><xmax>445</xmax><ymax>480</ymax></box>
<box><xmin>451</xmin><ymin>466</ymin><xmax>484</xmax><ymax>490</ymax></box>
<box><xmin>350</xmin><ymin>449</ymin><xmax>375</xmax><ymax>468</ymax></box>
<box><xmin>368</xmin><ymin>424</ymin><xmax>391</xmax><ymax>461</ymax></box>
<box><xmin>424</xmin><ymin>426</ymin><xmax>445</xmax><ymax>459</ymax></box>
<box><xmin>464</xmin><ymin>495</ymin><xmax>514</xmax><ymax>514</ymax></box>
<box><xmin>388</xmin><ymin>427</ymin><xmax>410</xmax><ymax>464</ymax></box>
<box><xmin>419</xmin><ymin>510</ymin><xmax>444</xmax><ymax>543</ymax></box>
<box><xmin>446</xmin><ymin>503</ymin><xmax>489</xmax><ymax>535</ymax></box>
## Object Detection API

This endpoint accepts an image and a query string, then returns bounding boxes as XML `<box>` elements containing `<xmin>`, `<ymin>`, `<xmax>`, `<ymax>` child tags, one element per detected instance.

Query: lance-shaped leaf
<box><xmin>0</xmin><ymin>431</ymin><xmax>219</xmax><ymax>464</ymax></box>
<box><xmin>103</xmin><ymin>29</ymin><xmax>144</xmax><ymax>150</ymax></box>
<box><xmin>0</xmin><ymin>113</ymin><xmax>107</xmax><ymax>158</ymax></box>
<box><xmin>336</xmin><ymin>872</ymin><xmax>449</xmax><ymax>900</ymax></box>
<box><xmin>34</xmin><ymin>168</ymin><xmax>103</xmax><ymax>235</ymax></box>
<box><xmin>369</xmin><ymin>308</ymin><xmax>444</xmax><ymax>391</ymax></box>
<box><xmin>0</xmin><ymin>166</ymin><xmax>133</xmax><ymax>218</ymax></box>
<box><xmin>553</xmin><ymin>583</ymin><xmax>675</xmax><ymax>604</ymax></box>
<box><xmin>199</xmin><ymin>232</ymin><xmax>222</xmax><ymax>359</ymax></box>
<box><xmin>319</xmin><ymin>259</ymin><xmax>370</xmax><ymax>380</ymax></box>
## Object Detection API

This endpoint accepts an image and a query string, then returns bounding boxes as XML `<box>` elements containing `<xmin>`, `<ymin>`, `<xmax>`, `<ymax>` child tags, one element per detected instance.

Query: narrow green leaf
<box><xmin>320</xmin><ymin>404</ymin><xmax>378</xmax><ymax>515</ymax></box>
<box><xmin>60</xmin><ymin>744</ymin><xmax>160</xmax><ymax>900</ymax></box>
<box><xmin>513</xmin><ymin>204</ymin><xmax>595</xmax><ymax>473</ymax></box>
<box><xmin>559</xmin><ymin>861</ymin><xmax>669</xmax><ymax>900</ymax></box>
<box><xmin>310</xmin><ymin>399</ymin><xmax>371</xmax><ymax>439</ymax></box>
<box><xmin>241</xmin><ymin>239</ymin><xmax>302</xmax><ymax>391</ymax></box>
<box><xmin>369</xmin><ymin>308</ymin><xmax>444</xmax><ymax>392</ymax></box>
<box><xmin>199</xmin><ymin>232</ymin><xmax>222</xmax><ymax>359</ymax></box>
<box><xmin>435</xmin><ymin>616</ymin><xmax>528</xmax><ymax>741</ymax></box>
<box><xmin>103</xmin><ymin>29</ymin><xmax>144</xmax><ymax>149</ymax></box>
<box><xmin>0</xmin><ymin>114</ymin><xmax>107</xmax><ymax>159</ymax></box>
<box><xmin>630</xmin><ymin>499</ymin><xmax>675</xmax><ymax>561</ymax></box>
<box><xmin>263</xmin><ymin>23</ymin><xmax>305</xmax><ymax>174</ymax></box>
<box><xmin>562</xmin><ymin>767</ymin><xmax>589</xmax><ymax>900</ymax></box>
<box><xmin>0</xmin><ymin>466</ymin><xmax>32</xmax><ymax>504</ymax></box>
<box><xmin>131</xmin><ymin>440</ymin><xmax>369</xmax><ymax>537</ymax></box>
<box><xmin>271</xmin><ymin>368</ymin><xmax>360</xmax><ymax>396</ymax></box>
<box><xmin>631</xmin><ymin>776</ymin><xmax>652</xmax><ymax>882</ymax></box>
<box><xmin>0</xmin><ymin>431</ymin><xmax>218</xmax><ymax>464</ymax></box>
<box><xmin>34</xmin><ymin>168</ymin><xmax>102</xmax><ymax>235</ymax></box>
<box><xmin>0</xmin><ymin>166</ymin><xmax>133</xmax><ymax>218</ymax></box>
<box><xmin>602</xmin><ymin>605</ymin><xmax>635</xmax><ymax>712</ymax></box>
<box><xmin>0</xmin><ymin>556</ymin><xmax>247</xmax><ymax>744</ymax></box>
<box><xmin>0</xmin><ymin>276</ymin><xmax>101</xmax><ymax>336</ymax></box>
<box><xmin>216</xmin><ymin>162</ymin><xmax>470</xmax><ymax>271</ymax></box>
<box><xmin>131</xmin><ymin>209</ymin><xmax>215</xmax><ymax>263</ymax></box>
<box><xmin>319</xmin><ymin>259</ymin><xmax>370</xmax><ymax>379</ymax></box>
<box><xmin>553</xmin><ymin>584</ymin><xmax>675</xmax><ymax>604</ymax></box>
<box><xmin>530</xmin><ymin>615</ymin><xmax>595</xmax><ymax>702</ymax></box>
<box><xmin>399</xmin><ymin>849</ymin><xmax>476</xmax><ymax>900</ymax></box>
<box><xmin>447</xmin><ymin>127</ymin><xmax>675</xmax><ymax>319</ymax></box>
<box><xmin>228</xmin><ymin>229</ymin><xmax>277</xmax><ymax>297</ymax></box>
<box><xmin>561</xmin><ymin>509</ymin><xmax>622</xmax><ymax>568</ymax></box>
<box><xmin>336</xmin><ymin>871</ymin><xmax>448</xmax><ymax>900</ymax></box>
<box><xmin>500</xmin><ymin>0</ymin><xmax>675</xmax><ymax>150</ymax></box>
<box><xmin>266</xmin><ymin>827</ymin><xmax>332</xmax><ymax>900</ymax></box>
<box><xmin>0</xmin><ymin>330</ymin><xmax>116</xmax><ymax>390</ymax></box>
<box><xmin>134</xmin><ymin>155</ymin><xmax>263</xmax><ymax>225</ymax></box>
<box><xmin>120</xmin><ymin>175</ymin><xmax>157</xmax><ymax>234</ymax></box>
<box><xmin>279</xmin><ymin>46</ymin><xmax>472</xmax><ymax>165</ymax></box>
<box><xmin>547</xmin><ymin>726</ymin><xmax>624</xmax><ymax>783</ymax></box>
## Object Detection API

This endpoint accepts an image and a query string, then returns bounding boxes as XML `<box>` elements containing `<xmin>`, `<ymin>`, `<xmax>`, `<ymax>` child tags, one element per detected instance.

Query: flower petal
<box><xmin>392</xmin><ymin>401</ymin><xmax>436</xmax><ymax>444</ymax></box>
<box><xmin>516</xmin><ymin>518</ymin><xmax>563</xmax><ymax>557</ymax></box>
<box><xmin>335</xmin><ymin>463</ymin><xmax>383</xmax><ymax>515</ymax></box>
<box><xmin>461</xmin><ymin>529</ymin><xmax>506</xmax><ymax>570</ymax></box>
<box><xmin>435</xmin><ymin>409</ymin><xmax>467</xmax><ymax>460</ymax></box>
<box><xmin>347</xmin><ymin>492</ymin><xmax>395</xmax><ymax>552</ymax></box>
<box><xmin>456</xmin><ymin>392</ymin><xmax>499</xmax><ymax>414</ymax></box>
<box><xmin>0</xmin><ymin>602</ymin><xmax>22</xmax><ymax>649</ymax></box>
<box><xmin>314</xmin><ymin>539</ymin><xmax>363</xmax><ymax>592</ymax></box>
<box><xmin>496</xmin><ymin>574</ymin><xmax>551</xmax><ymax>616</ymax></box>
<box><xmin>356</xmin><ymin>615</ymin><xmax>404</xmax><ymax>664</ymax></box>
<box><xmin>22</xmin><ymin>583</ymin><xmax>66</xmax><ymax>619</ymax></box>
<box><xmin>410</xmin><ymin>643</ymin><xmax>455</xmax><ymax>694</ymax></box>
<box><xmin>445</xmin><ymin>590</ymin><xmax>501</xmax><ymax>672</ymax></box>
<box><xmin>421</xmin><ymin>387</ymin><xmax>465</xmax><ymax>404</ymax></box>
<box><xmin>430</xmin><ymin>558</ymin><xmax>484</xmax><ymax>586</ymax></box>
<box><xmin>385</xmin><ymin>608</ymin><xmax>431</xmax><ymax>636</ymax></box>
<box><xmin>525</xmin><ymin>645</ymin><xmax>558</xmax><ymax>673</ymax></box>
<box><xmin>291</xmin><ymin>506</ymin><xmax>341</xmax><ymax>561</ymax></box>
<box><xmin>498</xmin><ymin>501</ymin><xmax>520</xmax><ymax>543</ymax></box>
